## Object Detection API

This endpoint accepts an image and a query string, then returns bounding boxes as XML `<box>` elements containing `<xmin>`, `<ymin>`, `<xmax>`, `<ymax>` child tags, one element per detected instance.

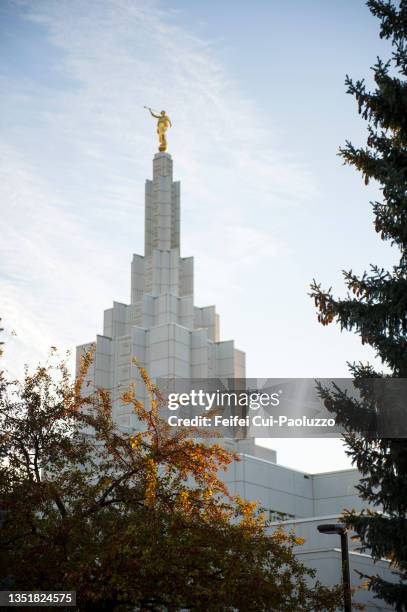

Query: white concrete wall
<box><xmin>313</xmin><ymin>469</ymin><xmax>367</xmax><ymax>515</ymax></box>
<box><xmin>220</xmin><ymin>448</ymin><xmax>369</xmax><ymax>521</ymax></box>
<box><xmin>272</xmin><ymin>515</ymin><xmax>396</xmax><ymax>611</ymax></box>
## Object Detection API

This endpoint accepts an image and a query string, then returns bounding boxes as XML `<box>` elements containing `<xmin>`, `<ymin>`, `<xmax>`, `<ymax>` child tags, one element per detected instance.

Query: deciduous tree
<box><xmin>0</xmin><ymin>350</ymin><xmax>339</xmax><ymax>611</ymax></box>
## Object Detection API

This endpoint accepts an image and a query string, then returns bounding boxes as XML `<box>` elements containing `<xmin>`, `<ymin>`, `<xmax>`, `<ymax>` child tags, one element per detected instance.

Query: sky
<box><xmin>1</xmin><ymin>0</ymin><xmax>398</xmax><ymax>472</ymax></box>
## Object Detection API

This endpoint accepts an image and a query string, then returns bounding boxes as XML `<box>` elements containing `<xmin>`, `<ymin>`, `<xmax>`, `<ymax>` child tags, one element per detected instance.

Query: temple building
<box><xmin>76</xmin><ymin>148</ymin><xmax>394</xmax><ymax>610</ymax></box>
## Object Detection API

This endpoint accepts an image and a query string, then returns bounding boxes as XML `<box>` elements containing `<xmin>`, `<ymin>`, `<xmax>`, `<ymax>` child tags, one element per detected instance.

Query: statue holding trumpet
<box><xmin>144</xmin><ymin>106</ymin><xmax>172</xmax><ymax>152</ymax></box>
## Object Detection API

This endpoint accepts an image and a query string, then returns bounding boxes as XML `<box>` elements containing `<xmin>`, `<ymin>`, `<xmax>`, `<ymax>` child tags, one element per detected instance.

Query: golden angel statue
<box><xmin>145</xmin><ymin>107</ymin><xmax>172</xmax><ymax>152</ymax></box>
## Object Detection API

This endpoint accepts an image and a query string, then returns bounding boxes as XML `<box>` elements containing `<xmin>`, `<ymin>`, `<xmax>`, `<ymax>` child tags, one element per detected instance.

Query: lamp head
<box><xmin>317</xmin><ymin>523</ymin><xmax>347</xmax><ymax>535</ymax></box>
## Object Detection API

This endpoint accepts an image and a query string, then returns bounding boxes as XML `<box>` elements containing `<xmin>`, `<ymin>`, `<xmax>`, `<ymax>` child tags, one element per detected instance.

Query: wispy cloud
<box><xmin>1</xmin><ymin>0</ymin><xmax>317</xmax><ymax>375</ymax></box>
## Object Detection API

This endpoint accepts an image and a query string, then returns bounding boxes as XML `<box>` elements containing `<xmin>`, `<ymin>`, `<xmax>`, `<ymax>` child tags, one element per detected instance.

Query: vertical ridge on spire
<box><xmin>144</xmin><ymin>153</ymin><xmax>180</xmax><ymax>256</ymax></box>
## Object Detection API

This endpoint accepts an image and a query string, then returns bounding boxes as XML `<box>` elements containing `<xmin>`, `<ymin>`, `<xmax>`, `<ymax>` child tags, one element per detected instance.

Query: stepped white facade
<box><xmin>76</xmin><ymin>150</ymin><xmax>395</xmax><ymax>610</ymax></box>
<box><xmin>77</xmin><ymin>152</ymin><xmax>245</xmax><ymax>429</ymax></box>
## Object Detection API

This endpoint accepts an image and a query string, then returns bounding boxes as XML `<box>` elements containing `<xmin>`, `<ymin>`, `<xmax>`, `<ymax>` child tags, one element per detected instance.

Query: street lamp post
<box><xmin>317</xmin><ymin>523</ymin><xmax>352</xmax><ymax>612</ymax></box>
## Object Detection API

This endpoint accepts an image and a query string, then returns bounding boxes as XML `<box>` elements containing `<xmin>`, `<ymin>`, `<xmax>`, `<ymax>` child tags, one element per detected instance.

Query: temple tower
<box><xmin>76</xmin><ymin>152</ymin><xmax>245</xmax><ymax>429</ymax></box>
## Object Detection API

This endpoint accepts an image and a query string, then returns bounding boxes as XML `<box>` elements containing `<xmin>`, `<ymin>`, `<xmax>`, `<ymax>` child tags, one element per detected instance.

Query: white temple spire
<box><xmin>77</xmin><ymin>151</ymin><xmax>245</xmax><ymax>430</ymax></box>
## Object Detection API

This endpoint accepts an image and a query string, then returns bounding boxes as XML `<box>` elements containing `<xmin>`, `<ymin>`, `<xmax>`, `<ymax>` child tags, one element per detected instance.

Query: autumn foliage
<box><xmin>0</xmin><ymin>350</ymin><xmax>340</xmax><ymax>611</ymax></box>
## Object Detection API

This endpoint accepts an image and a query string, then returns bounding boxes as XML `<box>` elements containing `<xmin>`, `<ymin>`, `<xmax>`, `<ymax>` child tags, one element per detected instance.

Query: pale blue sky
<box><xmin>1</xmin><ymin>0</ymin><xmax>397</xmax><ymax>471</ymax></box>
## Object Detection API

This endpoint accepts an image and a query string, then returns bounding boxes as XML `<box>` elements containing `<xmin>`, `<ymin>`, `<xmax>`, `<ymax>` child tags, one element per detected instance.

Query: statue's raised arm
<box><xmin>145</xmin><ymin>106</ymin><xmax>172</xmax><ymax>152</ymax></box>
<box><xmin>147</xmin><ymin>107</ymin><xmax>161</xmax><ymax>119</ymax></box>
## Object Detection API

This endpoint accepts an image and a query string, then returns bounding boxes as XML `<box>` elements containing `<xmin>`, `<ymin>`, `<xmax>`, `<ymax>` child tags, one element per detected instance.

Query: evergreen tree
<box><xmin>311</xmin><ymin>1</ymin><xmax>407</xmax><ymax>609</ymax></box>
